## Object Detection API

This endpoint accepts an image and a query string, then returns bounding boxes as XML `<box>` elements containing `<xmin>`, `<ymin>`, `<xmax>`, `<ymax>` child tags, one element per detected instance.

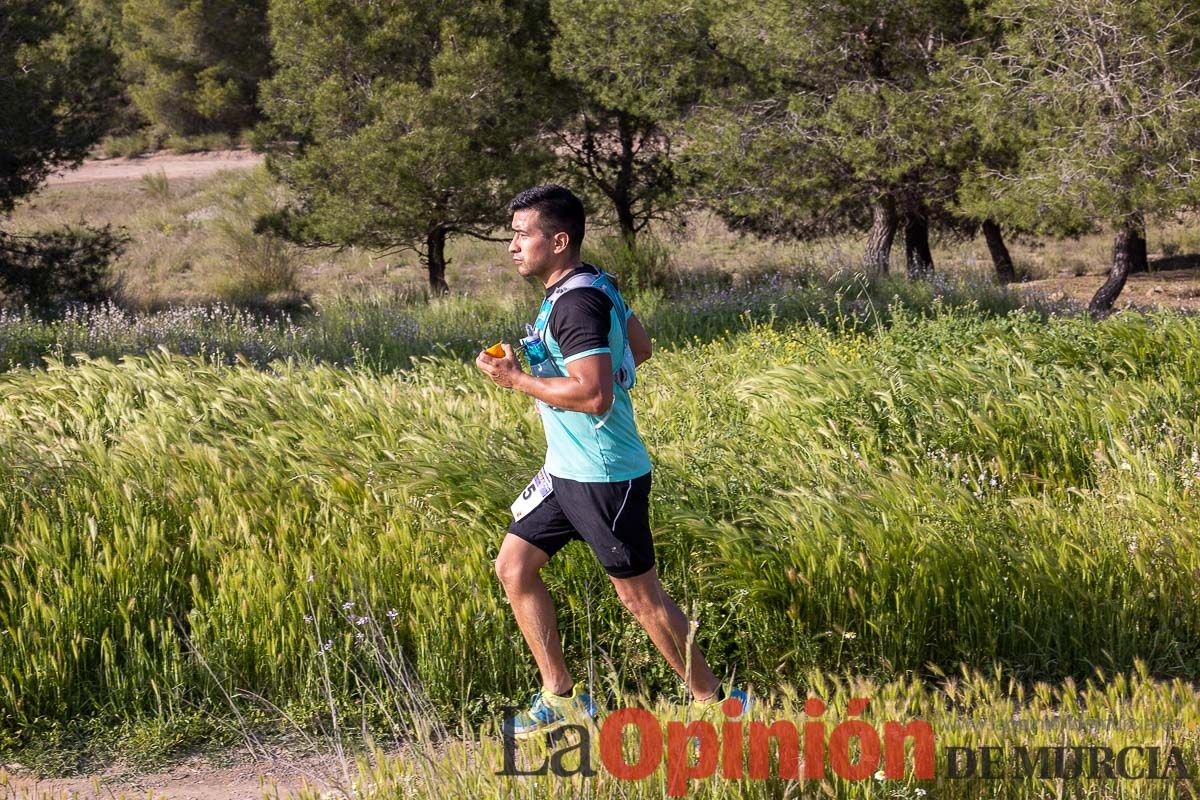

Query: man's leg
<box><xmin>610</xmin><ymin>567</ymin><xmax>721</xmax><ymax>700</ymax></box>
<box><xmin>495</xmin><ymin>533</ymin><xmax>573</xmax><ymax>695</ymax></box>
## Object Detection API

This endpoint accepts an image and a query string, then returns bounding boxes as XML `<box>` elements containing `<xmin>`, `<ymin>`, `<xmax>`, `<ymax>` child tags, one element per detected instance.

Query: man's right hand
<box><xmin>476</xmin><ymin>344</ymin><xmax>524</xmax><ymax>389</ymax></box>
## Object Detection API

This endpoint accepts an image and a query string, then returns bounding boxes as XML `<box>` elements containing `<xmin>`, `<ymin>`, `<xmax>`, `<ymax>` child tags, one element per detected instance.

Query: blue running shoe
<box><xmin>727</xmin><ymin>687</ymin><xmax>752</xmax><ymax>718</ymax></box>
<box><xmin>504</xmin><ymin>682</ymin><xmax>597</xmax><ymax>740</ymax></box>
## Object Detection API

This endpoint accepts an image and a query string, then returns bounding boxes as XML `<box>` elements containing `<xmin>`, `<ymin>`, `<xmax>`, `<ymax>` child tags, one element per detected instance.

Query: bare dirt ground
<box><xmin>2</xmin><ymin>745</ymin><xmax>357</xmax><ymax>800</ymax></box>
<box><xmin>46</xmin><ymin>150</ymin><xmax>263</xmax><ymax>186</ymax></box>
<box><xmin>1020</xmin><ymin>267</ymin><xmax>1200</xmax><ymax>313</ymax></box>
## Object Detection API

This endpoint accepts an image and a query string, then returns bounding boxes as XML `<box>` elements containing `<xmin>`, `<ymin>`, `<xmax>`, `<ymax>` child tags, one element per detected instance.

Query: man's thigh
<box><xmin>507</xmin><ymin>485</ymin><xmax>579</xmax><ymax>560</ymax></box>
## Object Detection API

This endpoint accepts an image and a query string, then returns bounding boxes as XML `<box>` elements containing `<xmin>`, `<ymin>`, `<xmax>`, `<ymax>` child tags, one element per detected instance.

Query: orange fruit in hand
<box><xmin>485</xmin><ymin>342</ymin><xmax>506</xmax><ymax>358</ymax></box>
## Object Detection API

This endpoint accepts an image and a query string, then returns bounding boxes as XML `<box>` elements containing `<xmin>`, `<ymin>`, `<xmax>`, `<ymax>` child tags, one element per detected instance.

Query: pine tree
<box><xmin>956</xmin><ymin>0</ymin><xmax>1200</xmax><ymax>314</ymax></box>
<box><xmin>1</xmin><ymin>0</ymin><xmax>119</xmax><ymax>213</ymax></box>
<box><xmin>687</xmin><ymin>0</ymin><xmax>979</xmax><ymax>277</ymax></box>
<box><xmin>259</xmin><ymin>0</ymin><xmax>552</xmax><ymax>293</ymax></box>
<box><xmin>120</xmin><ymin>0</ymin><xmax>270</xmax><ymax>135</ymax></box>
<box><xmin>1</xmin><ymin>1</ymin><xmax>123</xmax><ymax>308</ymax></box>
<box><xmin>547</xmin><ymin>0</ymin><xmax>711</xmax><ymax>241</ymax></box>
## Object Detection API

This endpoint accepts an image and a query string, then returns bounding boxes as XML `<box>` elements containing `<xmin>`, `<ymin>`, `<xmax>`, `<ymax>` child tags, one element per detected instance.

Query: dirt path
<box><xmin>1</xmin><ymin>746</ymin><xmax>355</xmax><ymax>800</ymax></box>
<box><xmin>46</xmin><ymin>150</ymin><xmax>264</xmax><ymax>186</ymax></box>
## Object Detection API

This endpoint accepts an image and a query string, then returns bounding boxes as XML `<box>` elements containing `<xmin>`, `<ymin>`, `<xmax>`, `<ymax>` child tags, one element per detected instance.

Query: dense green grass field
<box><xmin>0</xmin><ymin>263</ymin><xmax>1197</xmax><ymax>796</ymax></box>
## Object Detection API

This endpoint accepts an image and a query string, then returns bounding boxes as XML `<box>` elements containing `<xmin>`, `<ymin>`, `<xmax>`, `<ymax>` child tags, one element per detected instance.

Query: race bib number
<box><xmin>511</xmin><ymin>468</ymin><xmax>554</xmax><ymax>521</ymax></box>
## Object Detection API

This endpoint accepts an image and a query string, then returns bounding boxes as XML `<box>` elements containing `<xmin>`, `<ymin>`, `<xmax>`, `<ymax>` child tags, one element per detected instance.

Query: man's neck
<box><xmin>541</xmin><ymin>258</ymin><xmax>583</xmax><ymax>290</ymax></box>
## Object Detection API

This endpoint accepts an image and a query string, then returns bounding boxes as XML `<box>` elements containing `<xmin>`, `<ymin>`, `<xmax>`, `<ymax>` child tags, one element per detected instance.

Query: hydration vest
<box><xmin>532</xmin><ymin>265</ymin><xmax>637</xmax><ymax>391</ymax></box>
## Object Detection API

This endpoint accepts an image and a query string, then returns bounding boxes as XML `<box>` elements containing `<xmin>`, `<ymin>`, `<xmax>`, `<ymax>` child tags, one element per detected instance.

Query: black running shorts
<box><xmin>507</xmin><ymin>472</ymin><xmax>654</xmax><ymax>578</ymax></box>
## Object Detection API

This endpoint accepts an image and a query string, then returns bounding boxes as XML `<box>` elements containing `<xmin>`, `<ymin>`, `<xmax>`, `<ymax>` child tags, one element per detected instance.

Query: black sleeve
<box><xmin>547</xmin><ymin>288</ymin><xmax>612</xmax><ymax>361</ymax></box>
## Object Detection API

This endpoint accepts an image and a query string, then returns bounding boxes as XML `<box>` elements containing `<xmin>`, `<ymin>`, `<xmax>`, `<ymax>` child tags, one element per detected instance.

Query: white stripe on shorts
<box><xmin>611</xmin><ymin>479</ymin><xmax>633</xmax><ymax>532</ymax></box>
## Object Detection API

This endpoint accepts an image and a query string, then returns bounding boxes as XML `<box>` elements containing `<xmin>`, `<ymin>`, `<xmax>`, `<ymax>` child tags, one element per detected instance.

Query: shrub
<box><xmin>164</xmin><ymin>132</ymin><xmax>235</xmax><ymax>154</ymax></box>
<box><xmin>582</xmin><ymin>234</ymin><xmax>675</xmax><ymax>296</ymax></box>
<box><xmin>140</xmin><ymin>169</ymin><xmax>171</xmax><ymax>200</ymax></box>
<box><xmin>202</xmin><ymin>168</ymin><xmax>305</xmax><ymax>307</ymax></box>
<box><xmin>121</xmin><ymin>0</ymin><xmax>269</xmax><ymax>137</ymax></box>
<box><xmin>100</xmin><ymin>131</ymin><xmax>159</xmax><ymax>159</ymax></box>
<box><xmin>0</xmin><ymin>225</ymin><xmax>128</xmax><ymax>312</ymax></box>
<box><xmin>210</xmin><ymin>225</ymin><xmax>302</xmax><ymax>307</ymax></box>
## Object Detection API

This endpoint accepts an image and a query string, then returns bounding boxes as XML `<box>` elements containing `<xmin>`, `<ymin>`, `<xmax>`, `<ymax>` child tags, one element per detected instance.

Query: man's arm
<box><xmin>627</xmin><ymin>312</ymin><xmax>652</xmax><ymax>366</ymax></box>
<box><xmin>476</xmin><ymin>346</ymin><xmax>614</xmax><ymax>415</ymax></box>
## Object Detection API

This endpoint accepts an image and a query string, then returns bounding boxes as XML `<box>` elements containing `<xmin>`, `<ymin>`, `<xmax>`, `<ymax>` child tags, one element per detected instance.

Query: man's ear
<box><xmin>553</xmin><ymin>231</ymin><xmax>570</xmax><ymax>254</ymax></box>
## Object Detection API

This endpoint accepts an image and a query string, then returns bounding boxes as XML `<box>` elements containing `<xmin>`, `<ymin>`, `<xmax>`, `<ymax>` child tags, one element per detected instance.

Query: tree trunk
<box><xmin>1088</xmin><ymin>223</ymin><xmax>1136</xmax><ymax>316</ymax></box>
<box><xmin>982</xmin><ymin>219</ymin><xmax>1016</xmax><ymax>283</ymax></box>
<box><xmin>904</xmin><ymin>212</ymin><xmax>934</xmax><ymax>279</ymax></box>
<box><xmin>615</xmin><ymin>200</ymin><xmax>636</xmax><ymax>242</ymax></box>
<box><xmin>1128</xmin><ymin>217</ymin><xmax>1148</xmax><ymax>274</ymax></box>
<box><xmin>614</xmin><ymin>113</ymin><xmax>637</xmax><ymax>242</ymax></box>
<box><xmin>862</xmin><ymin>198</ymin><xmax>897</xmax><ymax>275</ymax></box>
<box><xmin>425</xmin><ymin>227</ymin><xmax>449</xmax><ymax>294</ymax></box>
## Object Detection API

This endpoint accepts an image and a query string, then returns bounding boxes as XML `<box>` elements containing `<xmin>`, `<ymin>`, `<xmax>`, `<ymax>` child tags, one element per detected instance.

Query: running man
<box><xmin>475</xmin><ymin>184</ymin><xmax>747</xmax><ymax>738</ymax></box>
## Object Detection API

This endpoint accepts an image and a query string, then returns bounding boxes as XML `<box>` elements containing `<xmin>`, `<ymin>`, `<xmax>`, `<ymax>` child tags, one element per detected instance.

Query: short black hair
<box><xmin>507</xmin><ymin>184</ymin><xmax>585</xmax><ymax>253</ymax></box>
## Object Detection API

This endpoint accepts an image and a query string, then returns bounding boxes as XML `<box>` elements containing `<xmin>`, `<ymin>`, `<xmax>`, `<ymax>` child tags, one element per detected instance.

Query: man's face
<box><xmin>509</xmin><ymin>208</ymin><xmax>566</xmax><ymax>279</ymax></box>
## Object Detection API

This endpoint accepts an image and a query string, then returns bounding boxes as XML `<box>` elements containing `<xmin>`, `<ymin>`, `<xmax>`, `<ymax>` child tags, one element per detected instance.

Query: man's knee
<box><xmin>619</xmin><ymin>592</ymin><xmax>655</xmax><ymax>620</ymax></box>
<box><xmin>614</xmin><ymin>580</ymin><xmax>662</xmax><ymax>620</ymax></box>
<box><xmin>494</xmin><ymin>553</ymin><xmax>518</xmax><ymax>587</ymax></box>
<box><xmin>495</xmin><ymin>547</ymin><xmax>540</xmax><ymax>589</ymax></box>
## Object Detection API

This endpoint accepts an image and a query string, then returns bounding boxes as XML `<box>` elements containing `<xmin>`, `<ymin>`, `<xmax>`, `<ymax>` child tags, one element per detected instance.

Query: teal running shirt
<box><xmin>536</xmin><ymin>265</ymin><xmax>652</xmax><ymax>482</ymax></box>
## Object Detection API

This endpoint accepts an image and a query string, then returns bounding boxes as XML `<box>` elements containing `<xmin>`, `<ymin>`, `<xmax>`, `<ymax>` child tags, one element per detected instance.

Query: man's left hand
<box><xmin>475</xmin><ymin>343</ymin><xmax>524</xmax><ymax>389</ymax></box>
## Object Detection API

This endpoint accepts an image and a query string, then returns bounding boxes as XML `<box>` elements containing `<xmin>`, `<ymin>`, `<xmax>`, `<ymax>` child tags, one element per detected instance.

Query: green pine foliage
<box><xmin>954</xmin><ymin>0</ymin><xmax>1200</xmax><ymax>314</ymax></box>
<box><xmin>0</xmin><ymin>1</ymin><xmax>124</xmax><ymax>308</ymax></box>
<box><xmin>258</xmin><ymin>0</ymin><xmax>554</xmax><ymax>293</ymax></box>
<box><xmin>119</xmin><ymin>0</ymin><xmax>270</xmax><ymax>136</ymax></box>
<box><xmin>546</xmin><ymin>0</ymin><xmax>712</xmax><ymax>239</ymax></box>
<box><xmin>956</xmin><ymin>0</ymin><xmax>1200</xmax><ymax>237</ymax></box>
<box><xmin>0</xmin><ymin>0</ymin><xmax>119</xmax><ymax>214</ymax></box>
<box><xmin>686</xmin><ymin>0</ymin><xmax>978</xmax><ymax>253</ymax></box>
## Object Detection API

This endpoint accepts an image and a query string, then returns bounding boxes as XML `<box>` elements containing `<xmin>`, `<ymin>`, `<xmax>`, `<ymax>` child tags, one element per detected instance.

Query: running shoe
<box><xmin>685</xmin><ymin>687</ymin><xmax>753</xmax><ymax>759</ymax></box>
<box><xmin>503</xmin><ymin>682</ymin><xmax>597</xmax><ymax>740</ymax></box>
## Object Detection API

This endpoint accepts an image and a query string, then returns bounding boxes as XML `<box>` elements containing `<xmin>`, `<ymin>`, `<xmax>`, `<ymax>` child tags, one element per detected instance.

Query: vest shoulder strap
<box><xmin>533</xmin><ymin>265</ymin><xmax>636</xmax><ymax>389</ymax></box>
<box><xmin>537</xmin><ymin>266</ymin><xmax>627</xmax><ymax>332</ymax></box>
